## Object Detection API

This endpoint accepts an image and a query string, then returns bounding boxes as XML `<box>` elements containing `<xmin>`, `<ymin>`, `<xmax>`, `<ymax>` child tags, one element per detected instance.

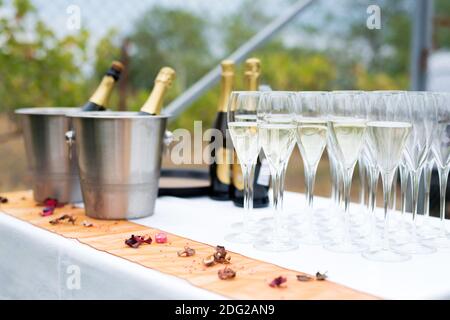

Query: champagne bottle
<box><xmin>139</xmin><ymin>67</ymin><xmax>176</xmax><ymax>115</ymax></box>
<box><xmin>209</xmin><ymin>60</ymin><xmax>234</xmax><ymax>200</ymax></box>
<box><xmin>82</xmin><ymin>61</ymin><xmax>124</xmax><ymax>111</ymax></box>
<box><xmin>232</xmin><ymin>58</ymin><xmax>270</xmax><ymax>208</ymax></box>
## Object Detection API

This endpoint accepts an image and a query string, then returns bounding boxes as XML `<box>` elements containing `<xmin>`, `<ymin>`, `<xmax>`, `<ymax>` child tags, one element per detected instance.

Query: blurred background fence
<box><xmin>1</xmin><ymin>0</ymin><xmax>450</xmax><ymax>212</ymax></box>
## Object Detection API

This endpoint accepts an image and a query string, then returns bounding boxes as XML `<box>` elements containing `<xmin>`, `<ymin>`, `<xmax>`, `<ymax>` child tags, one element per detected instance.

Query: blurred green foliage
<box><xmin>0</xmin><ymin>0</ymin><xmax>90</xmax><ymax>113</ymax></box>
<box><xmin>1</xmin><ymin>0</ymin><xmax>449</xmax><ymax>131</ymax></box>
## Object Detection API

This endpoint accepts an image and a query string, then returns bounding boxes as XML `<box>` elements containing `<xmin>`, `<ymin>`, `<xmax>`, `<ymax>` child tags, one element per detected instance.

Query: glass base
<box><xmin>224</xmin><ymin>232</ymin><xmax>256</xmax><ymax>244</ymax></box>
<box><xmin>323</xmin><ymin>240</ymin><xmax>367</xmax><ymax>253</ymax></box>
<box><xmin>393</xmin><ymin>240</ymin><xmax>436</xmax><ymax>255</ymax></box>
<box><xmin>253</xmin><ymin>236</ymin><xmax>299</xmax><ymax>252</ymax></box>
<box><xmin>389</xmin><ymin>228</ymin><xmax>411</xmax><ymax>246</ymax></box>
<box><xmin>423</xmin><ymin>235</ymin><xmax>450</xmax><ymax>249</ymax></box>
<box><xmin>295</xmin><ymin>230</ymin><xmax>322</xmax><ymax>246</ymax></box>
<box><xmin>230</xmin><ymin>221</ymin><xmax>267</xmax><ymax>235</ymax></box>
<box><xmin>417</xmin><ymin>224</ymin><xmax>441</xmax><ymax>240</ymax></box>
<box><xmin>362</xmin><ymin>248</ymin><xmax>411</xmax><ymax>262</ymax></box>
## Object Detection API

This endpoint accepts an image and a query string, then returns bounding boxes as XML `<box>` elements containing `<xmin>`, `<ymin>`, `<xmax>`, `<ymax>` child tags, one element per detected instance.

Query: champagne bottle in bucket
<box><xmin>82</xmin><ymin>61</ymin><xmax>124</xmax><ymax>111</ymax></box>
<box><xmin>139</xmin><ymin>67</ymin><xmax>176</xmax><ymax>115</ymax></box>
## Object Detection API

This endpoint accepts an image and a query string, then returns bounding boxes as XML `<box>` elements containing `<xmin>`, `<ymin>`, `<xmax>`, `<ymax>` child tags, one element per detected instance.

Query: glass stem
<box><xmin>368</xmin><ymin>166</ymin><xmax>378</xmax><ymax>217</ymax></box>
<box><xmin>367</xmin><ymin>166</ymin><xmax>378</xmax><ymax>248</ymax></box>
<box><xmin>327</xmin><ymin>148</ymin><xmax>339</xmax><ymax>209</ymax></box>
<box><xmin>392</xmin><ymin>169</ymin><xmax>398</xmax><ymax>212</ymax></box>
<box><xmin>304</xmin><ymin>164</ymin><xmax>317</xmax><ymax>210</ymax></box>
<box><xmin>381</xmin><ymin>171</ymin><xmax>395</xmax><ymax>251</ymax></box>
<box><xmin>438</xmin><ymin>167</ymin><xmax>449</xmax><ymax>234</ymax></box>
<box><xmin>411</xmin><ymin>170</ymin><xmax>421</xmax><ymax>238</ymax></box>
<box><xmin>399</xmin><ymin>164</ymin><xmax>409</xmax><ymax>223</ymax></box>
<box><xmin>279</xmin><ymin>162</ymin><xmax>288</xmax><ymax>212</ymax></box>
<box><xmin>271</xmin><ymin>170</ymin><xmax>282</xmax><ymax>239</ymax></box>
<box><xmin>359</xmin><ymin>159</ymin><xmax>366</xmax><ymax>209</ymax></box>
<box><xmin>242</xmin><ymin>163</ymin><xmax>255</xmax><ymax>234</ymax></box>
<box><xmin>330</xmin><ymin>157</ymin><xmax>337</xmax><ymax>206</ymax></box>
<box><xmin>342</xmin><ymin>166</ymin><xmax>355</xmax><ymax>243</ymax></box>
<box><xmin>423</xmin><ymin>163</ymin><xmax>433</xmax><ymax>221</ymax></box>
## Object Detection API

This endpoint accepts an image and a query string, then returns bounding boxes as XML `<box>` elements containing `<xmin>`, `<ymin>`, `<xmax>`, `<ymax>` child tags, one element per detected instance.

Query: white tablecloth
<box><xmin>1</xmin><ymin>192</ymin><xmax>450</xmax><ymax>300</ymax></box>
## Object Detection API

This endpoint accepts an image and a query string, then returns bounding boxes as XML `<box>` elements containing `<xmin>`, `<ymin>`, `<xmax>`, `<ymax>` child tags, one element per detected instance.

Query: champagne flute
<box><xmin>362</xmin><ymin>91</ymin><xmax>412</xmax><ymax>262</ymax></box>
<box><xmin>423</xmin><ymin>92</ymin><xmax>450</xmax><ymax>248</ymax></box>
<box><xmin>324</xmin><ymin>91</ymin><xmax>368</xmax><ymax>253</ymax></box>
<box><xmin>253</xmin><ymin>92</ymin><xmax>298</xmax><ymax>252</ymax></box>
<box><xmin>418</xmin><ymin>154</ymin><xmax>440</xmax><ymax>238</ymax></box>
<box><xmin>292</xmin><ymin>91</ymin><xmax>329</xmax><ymax>245</ymax></box>
<box><xmin>393</xmin><ymin>92</ymin><xmax>436</xmax><ymax>255</ymax></box>
<box><xmin>225</xmin><ymin>91</ymin><xmax>261</xmax><ymax>244</ymax></box>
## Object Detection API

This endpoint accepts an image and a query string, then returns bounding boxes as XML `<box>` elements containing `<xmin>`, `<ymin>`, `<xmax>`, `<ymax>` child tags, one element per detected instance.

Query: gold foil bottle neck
<box><xmin>140</xmin><ymin>66</ymin><xmax>176</xmax><ymax>115</ymax></box>
<box><xmin>88</xmin><ymin>76</ymin><xmax>115</xmax><ymax>107</ymax></box>
<box><xmin>217</xmin><ymin>60</ymin><xmax>235</xmax><ymax>112</ymax></box>
<box><xmin>244</xmin><ymin>57</ymin><xmax>261</xmax><ymax>91</ymax></box>
<box><xmin>155</xmin><ymin>67</ymin><xmax>176</xmax><ymax>87</ymax></box>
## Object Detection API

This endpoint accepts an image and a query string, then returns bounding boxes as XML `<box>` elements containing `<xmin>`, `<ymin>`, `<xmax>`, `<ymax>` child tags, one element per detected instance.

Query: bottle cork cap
<box><xmin>245</xmin><ymin>57</ymin><xmax>261</xmax><ymax>74</ymax></box>
<box><xmin>155</xmin><ymin>67</ymin><xmax>176</xmax><ymax>87</ymax></box>
<box><xmin>111</xmin><ymin>61</ymin><xmax>124</xmax><ymax>72</ymax></box>
<box><xmin>221</xmin><ymin>60</ymin><xmax>235</xmax><ymax>75</ymax></box>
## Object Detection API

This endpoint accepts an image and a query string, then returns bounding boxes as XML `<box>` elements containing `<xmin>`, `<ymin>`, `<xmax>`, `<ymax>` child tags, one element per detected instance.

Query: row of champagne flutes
<box><xmin>225</xmin><ymin>90</ymin><xmax>450</xmax><ymax>262</ymax></box>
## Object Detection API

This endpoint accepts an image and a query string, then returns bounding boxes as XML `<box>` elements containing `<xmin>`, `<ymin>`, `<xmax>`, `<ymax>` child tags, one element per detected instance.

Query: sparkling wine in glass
<box><xmin>362</xmin><ymin>119</ymin><xmax>412</xmax><ymax>262</ymax></box>
<box><xmin>292</xmin><ymin>91</ymin><xmax>329</xmax><ymax>245</ymax></box>
<box><xmin>225</xmin><ymin>91</ymin><xmax>261</xmax><ymax>244</ymax></box>
<box><xmin>324</xmin><ymin>91</ymin><xmax>368</xmax><ymax>253</ymax></box>
<box><xmin>393</xmin><ymin>91</ymin><xmax>436</xmax><ymax>255</ymax></box>
<box><xmin>423</xmin><ymin>92</ymin><xmax>450</xmax><ymax>248</ymax></box>
<box><xmin>253</xmin><ymin>92</ymin><xmax>299</xmax><ymax>252</ymax></box>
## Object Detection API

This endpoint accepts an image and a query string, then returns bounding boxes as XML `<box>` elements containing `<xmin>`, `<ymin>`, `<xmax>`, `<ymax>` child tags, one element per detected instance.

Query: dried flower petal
<box><xmin>177</xmin><ymin>246</ymin><xmax>195</xmax><ymax>257</ymax></box>
<box><xmin>82</xmin><ymin>220</ymin><xmax>94</xmax><ymax>227</ymax></box>
<box><xmin>214</xmin><ymin>245</ymin><xmax>231</xmax><ymax>264</ymax></box>
<box><xmin>40</xmin><ymin>207</ymin><xmax>55</xmax><ymax>217</ymax></box>
<box><xmin>202</xmin><ymin>255</ymin><xmax>215</xmax><ymax>267</ymax></box>
<box><xmin>125</xmin><ymin>234</ymin><xmax>152</xmax><ymax>248</ymax></box>
<box><xmin>155</xmin><ymin>232</ymin><xmax>168</xmax><ymax>244</ymax></box>
<box><xmin>269</xmin><ymin>276</ymin><xmax>287</xmax><ymax>288</ymax></box>
<box><xmin>0</xmin><ymin>196</ymin><xmax>8</xmax><ymax>204</ymax></box>
<box><xmin>296</xmin><ymin>274</ymin><xmax>313</xmax><ymax>282</ymax></box>
<box><xmin>218</xmin><ymin>267</ymin><xmax>236</xmax><ymax>280</ymax></box>
<box><xmin>316</xmin><ymin>271</ymin><xmax>328</xmax><ymax>281</ymax></box>
<box><xmin>49</xmin><ymin>214</ymin><xmax>76</xmax><ymax>225</ymax></box>
<box><xmin>43</xmin><ymin>198</ymin><xmax>63</xmax><ymax>208</ymax></box>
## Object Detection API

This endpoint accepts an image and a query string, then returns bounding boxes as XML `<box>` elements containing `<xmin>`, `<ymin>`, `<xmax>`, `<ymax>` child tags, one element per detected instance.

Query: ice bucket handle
<box><xmin>65</xmin><ymin>130</ymin><xmax>75</xmax><ymax>160</ymax></box>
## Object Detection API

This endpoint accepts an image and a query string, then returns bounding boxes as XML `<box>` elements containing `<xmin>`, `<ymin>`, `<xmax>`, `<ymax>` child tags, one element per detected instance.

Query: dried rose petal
<box><xmin>0</xmin><ymin>196</ymin><xmax>8</xmax><ymax>204</ymax></box>
<box><xmin>202</xmin><ymin>255</ymin><xmax>215</xmax><ymax>267</ymax></box>
<box><xmin>214</xmin><ymin>245</ymin><xmax>231</xmax><ymax>264</ymax></box>
<box><xmin>218</xmin><ymin>267</ymin><xmax>236</xmax><ymax>280</ymax></box>
<box><xmin>40</xmin><ymin>207</ymin><xmax>55</xmax><ymax>217</ymax></box>
<box><xmin>316</xmin><ymin>271</ymin><xmax>328</xmax><ymax>281</ymax></box>
<box><xmin>82</xmin><ymin>220</ymin><xmax>94</xmax><ymax>227</ymax></box>
<box><xmin>155</xmin><ymin>232</ymin><xmax>168</xmax><ymax>244</ymax></box>
<box><xmin>49</xmin><ymin>214</ymin><xmax>76</xmax><ymax>225</ymax></box>
<box><xmin>125</xmin><ymin>234</ymin><xmax>152</xmax><ymax>248</ymax></box>
<box><xmin>177</xmin><ymin>246</ymin><xmax>195</xmax><ymax>257</ymax></box>
<box><xmin>296</xmin><ymin>274</ymin><xmax>313</xmax><ymax>282</ymax></box>
<box><xmin>269</xmin><ymin>276</ymin><xmax>287</xmax><ymax>288</ymax></box>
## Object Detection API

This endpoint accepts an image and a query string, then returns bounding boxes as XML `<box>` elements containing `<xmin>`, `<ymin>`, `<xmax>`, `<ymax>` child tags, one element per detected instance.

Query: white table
<box><xmin>1</xmin><ymin>192</ymin><xmax>449</xmax><ymax>300</ymax></box>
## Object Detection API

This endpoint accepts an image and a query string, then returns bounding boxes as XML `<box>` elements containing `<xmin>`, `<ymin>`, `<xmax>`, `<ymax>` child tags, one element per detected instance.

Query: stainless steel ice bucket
<box><xmin>67</xmin><ymin>111</ymin><xmax>168</xmax><ymax>220</ymax></box>
<box><xmin>15</xmin><ymin>107</ymin><xmax>82</xmax><ymax>203</ymax></box>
